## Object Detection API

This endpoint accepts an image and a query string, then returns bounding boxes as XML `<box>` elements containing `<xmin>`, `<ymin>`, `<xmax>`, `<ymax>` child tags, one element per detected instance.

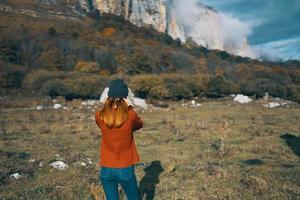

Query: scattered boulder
<box><xmin>49</xmin><ymin>161</ymin><xmax>69</xmax><ymax>170</ymax></box>
<box><xmin>10</xmin><ymin>173</ymin><xmax>22</xmax><ymax>179</ymax></box>
<box><xmin>63</xmin><ymin>106</ymin><xmax>69</xmax><ymax>110</ymax></box>
<box><xmin>36</xmin><ymin>105</ymin><xmax>44</xmax><ymax>110</ymax></box>
<box><xmin>132</xmin><ymin>98</ymin><xmax>148</xmax><ymax>110</ymax></box>
<box><xmin>86</xmin><ymin>158</ymin><xmax>93</xmax><ymax>164</ymax></box>
<box><xmin>81</xmin><ymin>100</ymin><xmax>97</xmax><ymax>106</ymax></box>
<box><xmin>74</xmin><ymin>161</ymin><xmax>87</xmax><ymax>167</ymax></box>
<box><xmin>263</xmin><ymin>102</ymin><xmax>280</xmax><ymax>108</ymax></box>
<box><xmin>262</xmin><ymin>96</ymin><xmax>294</xmax><ymax>108</ymax></box>
<box><xmin>190</xmin><ymin>100</ymin><xmax>202</xmax><ymax>107</ymax></box>
<box><xmin>53</xmin><ymin>104</ymin><xmax>62</xmax><ymax>109</ymax></box>
<box><xmin>233</xmin><ymin>94</ymin><xmax>252</xmax><ymax>104</ymax></box>
<box><xmin>181</xmin><ymin>100</ymin><xmax>202</xmax><ymax>108</ymax></box>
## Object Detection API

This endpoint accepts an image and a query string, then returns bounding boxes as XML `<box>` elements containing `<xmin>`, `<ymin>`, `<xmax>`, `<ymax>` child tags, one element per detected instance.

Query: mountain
<box><xmin>0</xmin><ymin>0</ymin><xmax>299</xmax><ymax>102</ymax></box>
<box><xmin>77</xmin><ymin>0</ymin><xmax>256</xmax><ymax>59</ymax></box>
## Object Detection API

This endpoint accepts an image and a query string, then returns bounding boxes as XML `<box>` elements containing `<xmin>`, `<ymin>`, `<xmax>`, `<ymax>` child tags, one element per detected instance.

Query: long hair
<box><xmin>99</xmin><ymin>97</ymin><xmax>129</xmax><ymax>129</ymax></box>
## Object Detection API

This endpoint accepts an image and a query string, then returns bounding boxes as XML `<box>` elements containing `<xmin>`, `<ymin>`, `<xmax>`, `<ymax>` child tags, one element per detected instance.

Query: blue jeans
<box><xmin>99</xmin><ymin>165</ymin><xmax>139</xmax><ymax>200</ymax></box>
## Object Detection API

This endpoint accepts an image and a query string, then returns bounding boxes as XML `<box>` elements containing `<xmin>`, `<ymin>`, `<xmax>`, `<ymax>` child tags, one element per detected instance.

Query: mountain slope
<box><xmin>80</xmin><ymin>0</ymin><xmax>256</xmax><ymax>58</ymax></box>
<box><xmin>0</xmin><ymin>0</ymin><xmax>300</xmax><ymax>102</ymax></box>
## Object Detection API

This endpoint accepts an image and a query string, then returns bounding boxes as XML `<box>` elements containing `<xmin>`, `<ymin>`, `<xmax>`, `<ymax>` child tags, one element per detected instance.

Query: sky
<box><xmin>200</xmin><ymin>0</ymin><xmax>300</xmax><ymax>60</ymax></box>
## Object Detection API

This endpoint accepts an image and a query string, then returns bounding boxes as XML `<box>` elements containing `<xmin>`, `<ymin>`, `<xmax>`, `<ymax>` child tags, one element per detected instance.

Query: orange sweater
<box><xmin>95</xmin><ymin>106</ymin><xmax>143</xmax><ymax>168</ymax></box>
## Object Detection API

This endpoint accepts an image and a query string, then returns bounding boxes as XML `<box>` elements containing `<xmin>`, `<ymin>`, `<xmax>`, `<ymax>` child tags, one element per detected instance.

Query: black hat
<box><xmin>108</xmin><ymin>79</ymin><xmax>128</xmax><ymax>98</ymax></box>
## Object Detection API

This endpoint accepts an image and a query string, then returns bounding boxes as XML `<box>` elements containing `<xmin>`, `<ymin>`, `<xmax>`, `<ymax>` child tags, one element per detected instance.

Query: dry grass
<box><xmin>0</xmin><ymin>97</ymin><xmax>299</xmax><ymax>200</ymax></box>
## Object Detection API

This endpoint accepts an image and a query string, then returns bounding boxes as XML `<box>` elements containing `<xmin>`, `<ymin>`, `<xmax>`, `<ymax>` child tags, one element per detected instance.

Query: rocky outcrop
<box><xmin>0</xmin><ymin>5</ymin><xmax>81</xmax><ymax>21</ymax></box>
<box><xmin>80</xmin><ymin>0</ymin><xmax>256</xmax><ymax>58</ymax></box>
<box><xmin>90</xmin><ymin>0</ymin><xmax>185</xmax><ymax>42</ymax></box>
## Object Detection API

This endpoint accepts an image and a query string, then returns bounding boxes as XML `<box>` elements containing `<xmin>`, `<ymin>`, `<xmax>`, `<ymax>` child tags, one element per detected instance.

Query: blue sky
<box><xmin>200</xmin><ymin>0</ymin><xmax>300</xmax><ymax>60</ymax></box>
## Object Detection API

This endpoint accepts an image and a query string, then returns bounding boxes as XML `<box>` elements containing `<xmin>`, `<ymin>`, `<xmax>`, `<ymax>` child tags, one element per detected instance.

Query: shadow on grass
<box><xmin>280</xmin><ymin>133</ymin><xmax>300</xmax><ymax>157</ymax></box>
<box><xmin>242</xmin><ymin>159</ymin><xmax>264</xmax><ymax>165</ymax></box>
<box><xmin>139</xmin><ymin>160</ymin><xmax>164</xmax><ymax>200</ymax></box>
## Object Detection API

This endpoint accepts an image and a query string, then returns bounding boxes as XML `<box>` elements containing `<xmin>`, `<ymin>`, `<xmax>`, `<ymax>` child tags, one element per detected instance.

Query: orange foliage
<box><xmin>101</xmin><ymin>27</ymin><xmax>116</xmax><ymax>37</ymax></box>
<box><xmin>251</xmin><ymin>64</ymin><xmax>272</xmax><ymax>74</ymax></box>
<box><xmin>145</xmin><ymin>40</ymin><xmax>158</xmax><ymax>46</ymax></box>
<box><xmin>75</xmin><ymin>61</ymin><xmax>100</xmax><ymax>73</ymax></box>
<box><xmin>272</xmin><ymin>66</ymin><xmax>288</xmax><ymax>75</ymax></box>
<box><xmin>214</xmin><ymin>66</ymin><xmax>225</xmax><ymax>77</ymax></box>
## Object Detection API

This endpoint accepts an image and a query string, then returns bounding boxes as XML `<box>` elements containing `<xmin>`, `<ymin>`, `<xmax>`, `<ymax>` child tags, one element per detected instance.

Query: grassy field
<box><xmin>0</xmin><ymin>96</ymin><xmax>299</xmax><ymax>200</ymax></box>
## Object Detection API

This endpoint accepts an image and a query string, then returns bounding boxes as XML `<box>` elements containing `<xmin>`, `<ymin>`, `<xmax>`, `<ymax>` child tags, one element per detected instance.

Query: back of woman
<box><xmin>95</xmin><ymin>79</ymin><xmax>143</xmax><ymax>200</ymax></box>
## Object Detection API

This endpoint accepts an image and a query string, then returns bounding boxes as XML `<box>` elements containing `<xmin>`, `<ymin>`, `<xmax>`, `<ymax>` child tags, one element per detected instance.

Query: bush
<box><xmin>0</xmin><ymin>40</ymin><xmax>21</xmax><ymax>64</ymax></box>
<box><xmin>241</xmin><ymin>78</ymin><xmax>288</xmax><ymax>99</ymax></box>
<box><xmin>47</xmin><ymin>27</ymin><xmax>57</xmax><ymax>37</ymax></box>
<box><xmin>207</xmin><ymin>75</ymin><xmax>240</xmax><ymax>98</ymax></box>
<box><xmin>287</xmin><ymin>84</ymin><xmax>300</xmax><ymax>103</ymax></box>
<box><xmin>130</xmin><ymin>74</ymin><xmax>208</xmax><ymax>100</ymax></box>
<box><xmin>23</xmin><ymin>70</ymin><xmax>66</xmax><ymax>91</ymax></box>
<box><xmin>75</xmin><ymin>61</ymin><xmax>100</xmax><ymax>73</ymax></box>
<box><xmin>101</xmin><ymin>27</ymin><xmax>116</xmax><ymax>37</ymax></box>
<box><xmin>0</xmin><ymin>65</ymin><xmax>26</xmax><ymax>88</ymax></box>
<box><xmin>64</xmin><ymin>75</ymin><xmax>107</xmax><ymax>99</ymax></box>
<box><xmin>37</xmin><ymin>72</ymin><xmax>107</xmax><ymax>99</ymax></box>
<box><xmin>162</xmin><ymin>33</ymin><xmax>173</xmax><ymax>45</ymax></box>
<box><xmin>40</xmin><ymin>79</ymin><xmax>72</xmax><ymax>98</ymax></box>
<box><xmin>163</xmin><ymin>74</ymin><xmax>206</xmax><ymax>99</ymax></box>
<box><xmin>130</xmin><ymin>75</ymin><xmax>168</xmax><ymax>99</ymax></box>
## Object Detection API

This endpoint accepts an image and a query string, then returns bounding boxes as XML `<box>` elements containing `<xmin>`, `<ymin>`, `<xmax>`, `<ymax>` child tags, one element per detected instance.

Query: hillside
<box><xmin>0</xmin><ymin>0</ymin><xmax>300</xmax><ymax>102</ymax></box>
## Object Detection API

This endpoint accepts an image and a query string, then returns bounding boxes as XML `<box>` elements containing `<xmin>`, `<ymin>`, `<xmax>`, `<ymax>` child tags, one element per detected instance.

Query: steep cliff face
<box><xmin>90</xmin><ymin>0</ymin><xmax>185</xmax><ymax>42</ymax></box>
<box><xmin>79</xmin><ymin>0</ymin><xmax>256</xmax><ymax>58</ymax></box>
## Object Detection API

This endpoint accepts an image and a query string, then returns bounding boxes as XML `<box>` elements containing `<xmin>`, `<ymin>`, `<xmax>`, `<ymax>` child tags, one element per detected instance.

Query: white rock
<box><xmin>49</xmin><ymin>161</ymin><xmax>69</xmax><ymax>170</ymax></box>
<box><xmin>10</xmin><ymin>173</ymin><xmax>22</xmax><ymax>179</ymax></box>
<box><xmin>133</xmin><ymin>98</ymin><xmax>148</xmax><ymax>109</ymax></box>
<box><xmin>39</xmin><ymin>161</ymin><xmax>44</xmax><ymax>167</ymax></box>
<box><xmin>264</xmin><ymin>102</ymin><xmax>280</xmax><ymax>108</ymax></box>
<box><xmin>53</xmin><ymin>104</ymin><xmax>62</xmax><ymax>109</ymax></box>
<box><xmin>81</xmin><ymin>100</ymin><xmax>96</xmax><ymax>106</ymax></box>
<box><xmin>80</xmin><ymin>162</ymin><xmax>87</xmax><ymax>167</ymax></box>
<box><xmin>36</xmin><ymin>105</ymin><xmax>44</xmax><ymax>110</ymax></box>
<box><xmin>86</xmin><ymin>158</ymin><xmax>93</xmax><ymax>164</ymax></box>
<box><xmin>191</xmin><ymin>100</ymin><xmax>196</xmax><ymax>105</ymax></box>
<box><xmin>233</xmin><ymin>94</ymin><xmax>252</xmax><ymax>104</ymax></box>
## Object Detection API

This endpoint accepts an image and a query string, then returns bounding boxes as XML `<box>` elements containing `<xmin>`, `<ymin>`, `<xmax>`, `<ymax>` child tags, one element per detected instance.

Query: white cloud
<box><xmin>199</xmin><ymin>0</ymin><xmax>300</xmax><ymax>60</ymax></box>
<box><xmin>173</xmin><ymin>0</ymin><xmax>257</xmax><ymax>58</ymax></box>
<box><xmin>254</xmin><ymin>36</ymin><xmax>300</xmax><ymax>60</ymax></box>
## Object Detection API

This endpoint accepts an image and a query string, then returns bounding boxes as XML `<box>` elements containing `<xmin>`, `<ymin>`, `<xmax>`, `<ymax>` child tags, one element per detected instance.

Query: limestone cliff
<box><xmin>79</xmin><ymin>0</ymin><xmax>256</xmax><ymax>58</ymax></box>
<box><xmin>87</xmin><ymin>0</ymin><xmax>185</xmax><ymax>42</ymax></box>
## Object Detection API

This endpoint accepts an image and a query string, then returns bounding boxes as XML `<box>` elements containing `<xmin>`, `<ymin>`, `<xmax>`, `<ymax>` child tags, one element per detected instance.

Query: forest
<box><xmin>1</xmin><ymin>10</ymin><xmax>300</xmax><ymax>102</ymax></box>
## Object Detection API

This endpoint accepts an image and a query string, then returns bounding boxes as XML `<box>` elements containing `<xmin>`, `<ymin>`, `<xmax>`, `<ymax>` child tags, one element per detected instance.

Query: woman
<box><xmin>95</xmin><ymin>79</ymin><xmax>143</xmax><ymax>200</ymax></box>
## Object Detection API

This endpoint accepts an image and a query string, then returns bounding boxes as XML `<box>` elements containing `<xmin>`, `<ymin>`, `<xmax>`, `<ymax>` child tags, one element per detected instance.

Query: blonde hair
<box><xmin>99</xmin><ymin>97</ymin><xmax>129</xmax><ymax>129</ymax></box>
